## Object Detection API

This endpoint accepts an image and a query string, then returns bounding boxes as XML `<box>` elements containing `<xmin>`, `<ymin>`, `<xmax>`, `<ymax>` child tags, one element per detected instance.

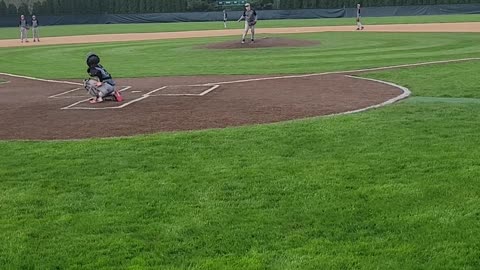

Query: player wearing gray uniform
<box><xmin>31</xmin><ymin>15</ymin><xmax>40</xmax><ymax>42</ymax></box>
<box><xmin>238</xmin><ymin>3</ymin><xmax>257</xmax><ymax>44</ymax></box>
<box><xmin>19</xmin><ymin>15</ymin><xmax>29</xmax><ymax>43</ymax></box>
<box><xmin>223</xmin><ymin>9</ymin><xmax>228</xmax><ymax>28</ymax></box>
<box><xmin>84</xmin><ymin>53</ymin><xmax>123</xmax><ymax>104</ymax></box>
<box><xmin>356</xmin><ymin>4</ymin><xmax>364</xmax><ymax>30</ymax></box>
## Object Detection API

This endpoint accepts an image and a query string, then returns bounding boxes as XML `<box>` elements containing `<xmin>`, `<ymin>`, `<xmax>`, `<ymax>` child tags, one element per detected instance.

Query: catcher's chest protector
<box><xmin>89</xmin><ymin>66</ymin><xmax>115</xmax><ymax>86</ymax></box>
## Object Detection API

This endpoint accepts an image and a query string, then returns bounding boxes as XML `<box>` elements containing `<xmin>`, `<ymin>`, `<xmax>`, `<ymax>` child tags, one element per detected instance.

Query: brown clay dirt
<box><xmin>203</xmin><ymin>37</ymin><xmax>319</xmax><ymax>49</ymax></box>
<box><xmin>0</xmin><ymin>73</ymin><xmax>403</xmax><ymax>140</ymax></box>
<box><xmin>3</xmin><ymin>22</ymin><xmax>471</xmax><ymax>140</ymax></box>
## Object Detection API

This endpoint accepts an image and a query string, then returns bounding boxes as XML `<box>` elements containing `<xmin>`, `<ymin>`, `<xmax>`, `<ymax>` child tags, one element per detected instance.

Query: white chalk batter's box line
<box><xmin>51</xmin><ymin>84</ymin><xmax>219</xmax><ymax>99</ymax></box>
<box><xmin>147</xmin><ymin>85</ymin><xmax>220</xmax><ymax>96</ymax></box>
<box><xmin>61</xmin><ymin>86</ymin><xmax>132</xmax><ymax>110</ymax></box>
<box><xmin>60</xmin><ymin>84</ymin><xmax>220</xmax><ymax>110</ymax></box>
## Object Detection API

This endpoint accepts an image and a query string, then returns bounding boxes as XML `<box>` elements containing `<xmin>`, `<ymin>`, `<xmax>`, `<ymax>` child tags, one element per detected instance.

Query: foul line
<box><xmin>187</xmin><ymin>57</ymin><xmax>480</xmax><ymax>87</ymax></box>
<box><xmin>148</xmin><ymin>84</ymin><xmax>220</xmax><ymax>96</ymax></box>
<box><xmin>1</xmin><ymin>57</ymin><xmax>478</xmax><ymax>111</ymax></box>
<box><xmin>2</xmin><ymin>57</ymin><xmax>479</xmax><ymax>91</ymax></box>
<box><xmin>0</xmin><ymin>72</ymin><xmax>82</xmax><ymax>86</ymax></box>
<box><xmin>1</xmin><ymin>57</ymin><xmax>478</xmax><ymax>91</ymax></box>
<box><xmin>48</xmin><ymin>88</ymin><xmax>82</xmax><ymax>98</ymax></box>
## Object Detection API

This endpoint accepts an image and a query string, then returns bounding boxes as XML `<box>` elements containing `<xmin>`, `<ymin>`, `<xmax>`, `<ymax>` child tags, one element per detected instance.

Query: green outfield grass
<box><xmin>363</xmin><ymin>61</ymin><xmax>480</xmax><ymax>98</ymax></box>
<box><xmin>0</xmin><ymin>14</ymin><xmax>479</xmax><ymax>39</ymax></box>
<box><xmin>0</xmin><ymin>32</ymin><xmax>479</xmax><ymax>79</ymax></box>
<box><xmin>1</xmin><ymin>31</ymin><xmax>480</xmax><ymax>269</ymax></box>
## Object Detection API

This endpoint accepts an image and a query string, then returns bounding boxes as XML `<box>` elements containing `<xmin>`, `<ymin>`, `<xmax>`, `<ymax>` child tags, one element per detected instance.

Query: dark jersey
<box><xmin>243</xmin><ymin>9</ymin><xmax>257</xmax><ymax>23</ymax></box>
<box><xmin>19</xmin><ymin>19</ymin><xmax>27</xmax><ymax>28</ymax></box>
<box><xmin>87</xmin><ymin>65</ymin><xmax>115</xmax><ymax>86</ymax></box>
<box><xmin>32</xmin><ymin>19</ymin><xmax>39</xmax><ymax>28</ymax></box>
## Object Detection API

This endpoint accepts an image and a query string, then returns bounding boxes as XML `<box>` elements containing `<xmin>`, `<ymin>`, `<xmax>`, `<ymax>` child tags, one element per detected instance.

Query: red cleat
<box><xmin>114</xmin><ymin>91</ymin><xmax>123</xmax><ymax>102</ymax></box>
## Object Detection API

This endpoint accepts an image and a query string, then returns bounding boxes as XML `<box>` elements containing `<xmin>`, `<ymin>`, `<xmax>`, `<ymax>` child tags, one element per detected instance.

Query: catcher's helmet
<box><xmin>86</xmin><ymin>53</ymin><xmax>100</xmax><ymax>67</ymax></box>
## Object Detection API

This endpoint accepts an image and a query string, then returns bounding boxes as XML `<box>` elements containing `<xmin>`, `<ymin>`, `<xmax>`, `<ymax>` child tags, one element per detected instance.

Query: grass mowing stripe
<box><xmin>406</xmin><ymin>96</ymin><xmax>480</xmax><ymax>104</ymax></box>
<box><xmin>1</xmin><ymin>14</ymin><xmax>480</xmax><ymax>39</ymax></box>
<box><xmin>1</xmin><ymin>101</ymin><xmax>480</xmax><ymax>269</ymax></box>
<box><xmin>1</xmin><ymin>32</ymin><xmax>480</xmax><ymax>79</ymax></box>
<box><xmin>1</xmin><ymin>45</ymin><xmax>480</xmax><ymax>269</ymax></box>
<box><xmin>361</xmin><ymin>59</ymin><xmax>480</xmax><ymax>98</ymax></box>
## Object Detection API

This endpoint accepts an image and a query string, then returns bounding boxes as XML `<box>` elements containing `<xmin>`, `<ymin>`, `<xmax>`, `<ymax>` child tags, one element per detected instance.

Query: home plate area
<box><xmin>0</xmin><ymin>73</ymin><xmax>405</xmax><ymax>140</ymax></box>
<box><xmin>58</xmin><ymin>84</ymin><xmax>219</xmax><ymax>110</ymax></box>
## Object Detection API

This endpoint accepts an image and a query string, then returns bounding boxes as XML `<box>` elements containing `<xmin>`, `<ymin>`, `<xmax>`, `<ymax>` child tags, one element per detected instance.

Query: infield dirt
<box><xmin>0</xmin><ymin>73</ymin><xmax>402</xmax><ymax>140</ymax></box>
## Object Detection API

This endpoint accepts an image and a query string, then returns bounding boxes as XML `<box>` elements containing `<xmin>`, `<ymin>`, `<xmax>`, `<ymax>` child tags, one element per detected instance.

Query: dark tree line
<box><xmin>0</xmin><ymin>0</ymin><xmax>189</xmax><ymax>15</ymax></box>
<box><xmin>0</xmin><ymin>0</ymin><xmax>479</xmax><ymax>15</ymax></box>
<box><xmin>0</xmin><ymin>1</ymin><xmax>19</xmax><ymax>15</ymax></box>
<box><xmin>31</xmin><ymin>0</ymin><xmax>189</xmax><ymax>15</ymax></box>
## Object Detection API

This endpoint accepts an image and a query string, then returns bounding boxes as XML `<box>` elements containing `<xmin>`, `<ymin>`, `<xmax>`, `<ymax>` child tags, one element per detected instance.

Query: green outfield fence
<box><xmin>1</xmin><ymin>3</ymin><xmax>480</xmax><ymax>27</ymax></box>
<box><xmin>1</xmin><ymin>0</ymin><xmax>480</xmax><ymax>15</ymax></box>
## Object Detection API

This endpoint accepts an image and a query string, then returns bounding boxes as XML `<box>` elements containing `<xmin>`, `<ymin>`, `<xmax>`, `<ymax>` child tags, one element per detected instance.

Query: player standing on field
<box><xmin>238</xmin><ymin>3</ymin><xmax>257</xmax><ymax>44</ymax></box>
<box><xmin>31</xmin><ymin>15</ymin><xmax>40</xmax><ymax>42</ymax></box>
<box><xmin>223</xmin><ymin>9</ymin><xmax>228</xmax><ymax>28</ymax></box>
<box><xmin>19</xmin><ymin>15</ymin><xmax>29</xmax><ymax>43</ymax></box>
<box><xmin>356</xmin><ymin>3</ymin><xmax>365</xmax><ymax>30</ymax></box>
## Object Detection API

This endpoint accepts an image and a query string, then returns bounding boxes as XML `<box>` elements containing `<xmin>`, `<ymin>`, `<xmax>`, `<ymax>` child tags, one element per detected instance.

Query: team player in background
<box><xmin>223</xmin><ymin>9</ymin><xmax>228</xmax><ymax>28</ymax></box>
<box><xmin>356</xmin><ymin>3</ymin><xmax>365</xmax><ymax>30</ymax></box>
<box><xmin>19</xmin><ymin>15</ymin><xmax>29</xmax><ymax>43</ymax></box>
<box><xmin>31</xmin><ymin>15</ymin><xmax>40</xmax><ymax>42</ymax></box>
<box><xmin>238</xmin><ymin>3</ymin><xmax>257</xmax><ymax>44</ymax></box>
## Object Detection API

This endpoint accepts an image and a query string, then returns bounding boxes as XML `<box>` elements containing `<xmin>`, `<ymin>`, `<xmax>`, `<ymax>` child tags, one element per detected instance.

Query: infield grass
<box><xmin>1</xmin><ymin>32</ymin><xmax>480</xmax><ymax>269</ymax></box>
<box><xmin>0</xmin><ymin>32</ymin><xmax>479</xmax><ymax>79</ymax></box>
<box><xmin>0</xmin><ymin>14</ymin><xmax>479</xmax><ymax>39</ymax></box>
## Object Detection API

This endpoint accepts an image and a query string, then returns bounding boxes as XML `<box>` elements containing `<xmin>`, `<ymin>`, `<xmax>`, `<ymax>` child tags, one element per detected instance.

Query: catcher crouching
<box><xmin>84</xmin><ymin>53</ymin><xmax>123</xmax><ymax>104</ymax></box>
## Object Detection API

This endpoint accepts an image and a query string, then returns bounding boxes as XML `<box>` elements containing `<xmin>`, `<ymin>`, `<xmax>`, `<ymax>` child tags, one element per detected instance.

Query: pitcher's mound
<box><xmin>204</xmin><ymin>37</ymin><xmax>319</xmax><ymax>49</ymax></box>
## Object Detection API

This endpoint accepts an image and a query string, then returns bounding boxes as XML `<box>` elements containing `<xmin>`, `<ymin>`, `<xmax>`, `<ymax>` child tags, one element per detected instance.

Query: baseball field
<box><xmin>1</xmin><ymin>14</ymin><xmax>480</xmax><ymax>269</ymax></box>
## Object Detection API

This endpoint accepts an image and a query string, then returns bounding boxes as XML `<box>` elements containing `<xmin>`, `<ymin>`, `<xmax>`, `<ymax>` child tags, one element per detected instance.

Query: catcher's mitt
<box><xmin>83</xmin><ymin>78</ymin><xmax>100</xmax><ymax>97</ymax></box>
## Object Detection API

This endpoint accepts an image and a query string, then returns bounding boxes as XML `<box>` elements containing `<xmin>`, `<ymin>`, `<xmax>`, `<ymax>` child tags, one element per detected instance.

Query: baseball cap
<box><xmin>245</xmin><ymin>3</ymin><xmax>250</xmax><ymax>6</ymax></box>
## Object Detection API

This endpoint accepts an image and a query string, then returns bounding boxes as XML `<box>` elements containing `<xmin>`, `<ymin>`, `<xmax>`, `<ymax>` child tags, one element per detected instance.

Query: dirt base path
<box><xmin>0</xmin><ymin>72</ymin><xmax>404</xmax><ymax>140</ymax></box>
<box><xmin>1</xmin><ymin>22</ymin><xmax>479</xmax><ymax>48</ymax></box>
